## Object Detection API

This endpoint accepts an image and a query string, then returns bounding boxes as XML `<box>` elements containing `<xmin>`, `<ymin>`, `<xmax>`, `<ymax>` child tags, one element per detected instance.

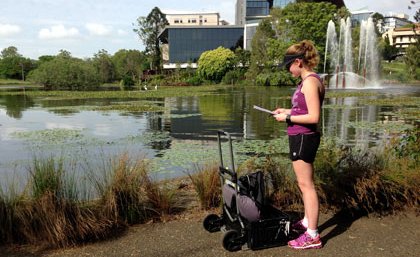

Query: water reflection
<box><xmin>0</xmin><ymin>94</ymin><xmax>35</xmax><ymax>118</ymax></box>
<box><xmin>0</xmin><ymin>84</ymin><xmax>419</xmax><ymax>181</ymax></box>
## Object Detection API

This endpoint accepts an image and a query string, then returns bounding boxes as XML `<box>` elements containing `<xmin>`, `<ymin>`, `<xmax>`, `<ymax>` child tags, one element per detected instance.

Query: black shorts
<box><xmin>288</xmin><ymin>132</ymin><xmax>321</xmax><ymax>163</ymax></box>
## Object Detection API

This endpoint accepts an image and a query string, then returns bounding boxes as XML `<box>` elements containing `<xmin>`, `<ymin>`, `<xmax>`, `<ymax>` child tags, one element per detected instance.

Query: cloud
<box><xmin>38</xmin><ymin>24</ymin><xmax>80</xmax><ymax>39</ymax></box>
<box><xmin>117</xmin><ymin>29</ymin><xmax>127</xmax><ymax>36</ymax></box>
<box><xmin>85</xmin><ymin>23</ymin><xmax>112</xmax><ymax>36</ymax></box>
<box><xmin>0</xmin><ymin>23</ymin><xmax>21</xmax><ymax>37</ymax></box>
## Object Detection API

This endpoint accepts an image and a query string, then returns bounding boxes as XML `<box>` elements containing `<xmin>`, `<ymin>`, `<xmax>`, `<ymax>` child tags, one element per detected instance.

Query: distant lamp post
<box><xmin>285</xmin><ymin>19</ymin><xmax>290</xmax><ymax>42</ymax></box>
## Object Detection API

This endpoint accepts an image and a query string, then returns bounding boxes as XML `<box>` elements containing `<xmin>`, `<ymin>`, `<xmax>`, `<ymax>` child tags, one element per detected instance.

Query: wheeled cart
<box><xmin>203</xmin><ymin>131</ymin><xmax>291</xmax><ymax>251</ymax></box>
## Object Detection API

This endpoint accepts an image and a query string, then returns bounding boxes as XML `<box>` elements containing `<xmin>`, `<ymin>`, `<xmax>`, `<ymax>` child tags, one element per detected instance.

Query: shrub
<box><xmin>263</xmin><ymin>135</ymin><xmax>420</xmax><ymax>214</ymax></box>
<box><xmin>28</xmin><ymin>57</ymin><xmax>100</xmax><ymax>90</ymax></box>
<box><xmin>119</xmin><ymin>74</ymin><xmax>135</xmax><ymax>90</ymax></box>
<box><xmin>255</xmin><ymin>71</ymin><xmax>296</xmax><ymax>86</ymax></box>
<box><xmin>188</xmin><ymin>163</ymin><xmax>220</xmax><ymax>210</ymax></box>
<box><xmin>197</xmin><ymin>47</ymin><xmax>236</xmax><ymax>83</ymax></box>
<box><xmin>222</xmin><ymin>69</ymin><xmax>244</xmax><ymax>85</ymax></box>
<box><xmin>185</xmin><ymin>75</ymin><xmax>203</xmax><ymax>86</ymax></box>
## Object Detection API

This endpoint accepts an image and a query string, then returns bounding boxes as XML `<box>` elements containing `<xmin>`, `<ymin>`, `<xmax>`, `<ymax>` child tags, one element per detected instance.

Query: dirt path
<box><xmin>2</xmin><ymin>209</ymin><xmax>418</xmax><ymax>257</ymax></box>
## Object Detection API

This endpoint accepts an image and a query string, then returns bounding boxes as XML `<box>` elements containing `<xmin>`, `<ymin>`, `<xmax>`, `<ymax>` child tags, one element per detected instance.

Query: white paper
<box><xmin>253</xmin><ymin>105</ymin><xmax>275</xmax><ymax>115</ymax></box>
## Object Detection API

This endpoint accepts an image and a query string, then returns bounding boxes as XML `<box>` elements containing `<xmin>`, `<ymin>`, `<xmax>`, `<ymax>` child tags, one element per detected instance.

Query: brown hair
<box><xmin>286</xmin><ymin>40</ymin><xmax>319</xmax><ymax>69</ymax></box>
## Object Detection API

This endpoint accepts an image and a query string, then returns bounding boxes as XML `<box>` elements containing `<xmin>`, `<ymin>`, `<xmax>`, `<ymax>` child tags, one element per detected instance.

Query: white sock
<box><xmin>302</xmin><ymin>217</ymin><xmax>308</xmax><ymax>228</ymax></box>
<box><xmin>306</xmin><ymin>228</ymin><xmax>319</xmax><ymax>238</ymax></box>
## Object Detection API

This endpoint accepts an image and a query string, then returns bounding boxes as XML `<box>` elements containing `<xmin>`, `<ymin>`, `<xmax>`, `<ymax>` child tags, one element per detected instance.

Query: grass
<box><xmin>0</xmin><ymin>79</ymin><xmax>32</xmax><ymax>86</ymax></box>
<box><xmin>188</xmin><ymin>163</ymin><xmax>221</xmax><ymax>210</ymax></box>
<box><xmin>188</xmin><ymin>130</ymin><xmax>419</xmax><ymax>215</ymax></box>
<box><xmin>381</xmin><ymin>60</ymin><xmax>420</xmax><ymax>83</ymax></box>
<box><xmin>0</xmin><ymin>153</ymin><xmax>183</xmax><ymax>248</ymax></box>
<box><xmin>313</xmin><ymin>131</ymin><xmax>419</xmax><ymax>214</ymax></box>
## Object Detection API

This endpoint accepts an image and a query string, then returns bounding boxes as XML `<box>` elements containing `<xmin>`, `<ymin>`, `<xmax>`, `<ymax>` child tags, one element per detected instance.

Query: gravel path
<box><xmin>2</xmin><ymin>210</ymin><xmax>418</xmax><ymax>257</ymax></box>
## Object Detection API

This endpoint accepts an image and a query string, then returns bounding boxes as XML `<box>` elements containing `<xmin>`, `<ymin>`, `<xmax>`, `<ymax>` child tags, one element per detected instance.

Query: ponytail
<box><xmin>286</xmin><ymin>40</ymin><xmax>320</xmax><ymax>69</ymax></box>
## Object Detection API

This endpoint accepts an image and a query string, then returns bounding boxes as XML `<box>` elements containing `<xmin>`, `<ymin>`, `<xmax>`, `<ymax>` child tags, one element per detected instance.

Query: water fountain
<box><xmin>324</xmin><ymin>17</ymin><xmax>380</xmax><ymax>88</ymax></box>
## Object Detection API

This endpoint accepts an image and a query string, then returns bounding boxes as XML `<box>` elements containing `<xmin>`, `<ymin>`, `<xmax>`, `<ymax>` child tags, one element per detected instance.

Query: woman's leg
<box><xmin>292</xmin><ymin>160</ymin><xmax>319</xmax><ymax>230</ymax></box>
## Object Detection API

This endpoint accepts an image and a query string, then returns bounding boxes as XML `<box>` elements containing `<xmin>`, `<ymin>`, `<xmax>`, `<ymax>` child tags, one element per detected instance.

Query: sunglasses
<box><xmin>285</xmin><ymin>61</ymin><xmax>293</xmax><ymax>71</ymax></box>
<box><xmin>285</xmin><ymin>58</ymin><xmax>299</xmax><ymax>71</ymax></box>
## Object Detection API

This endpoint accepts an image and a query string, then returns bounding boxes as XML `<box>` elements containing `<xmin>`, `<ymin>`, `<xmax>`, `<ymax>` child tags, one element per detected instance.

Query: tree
<box><xmin>133</xmin><ymin>7</ymin><xmax>168</xmax><ymax>71</ymax></box>
<box><xmin>111</xmin><ymin>49</ymin><xmax>146</xmax><ymax>82</ymax></box>
<box><xmin>91</xmin><ymin>49</ymin><xmax>115</xmax><ymax>83</ymax></box>
<box><xmin>404</xmin><ymin>29</ymin><xmax>420</xmax><ymax>79</ymax></box>
<box><xmin>273</xmin><ymin>2</ymin><xmax>338</xmax><ymax>48</ymax></box>
<box><xmin>1</xmin><ymin>46</ymin><xmax>20</xmax><ymax>58</ymax></box>
<box><xmin>415</xmin><ymin>9</ymin><xmax>420</xmax><ymax>22</ymax></box>
<box><xmin>246</xmin><ymin>18</ymin><xmax>276</xmax><ymax>80</ymax></box>
<box><xmin>404</xmin><ymin>44</ymin><xmax>420</xmax><ymax>79</ymax></box>
<box><xmin>57</xmin><ymin>49</ymin><xmax>72</xmax><ymax>58</ymax></box>
<box><xmin>197</xmin><ymin>47</ymin><xmax>236</xmax><ymax>82</ymax></box>
<box><xmin>28</xmin><ymin>56</ymin><xmax>100</xmax><ymax>90</ymax></box>
<box><xmin>381</xmin><ymin>35</ymin><xmax>399</xmax><ymax>62</ymax></box>
<box><xmin>233</xmin><ymin>47</ymin><xmax>251</xmax><ymax>68</ymax></box>
<box><xmin>0</xmin><ymin>46</ymin><xmax>33</xmax><ymax>80</ymax></box>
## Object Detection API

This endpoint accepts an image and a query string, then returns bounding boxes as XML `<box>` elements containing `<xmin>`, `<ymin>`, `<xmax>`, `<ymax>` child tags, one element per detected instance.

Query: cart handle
<box><xmin>217</xmin><ymin>130</ymin><xmax>236</xmax><ymax>175</ymax></box>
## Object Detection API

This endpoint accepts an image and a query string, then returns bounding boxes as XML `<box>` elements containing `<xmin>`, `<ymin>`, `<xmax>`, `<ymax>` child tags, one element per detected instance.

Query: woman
<box><xmin>273</xmin><ymin>40</ymin><xmax>325</xmax><ymax>250</ymax></box>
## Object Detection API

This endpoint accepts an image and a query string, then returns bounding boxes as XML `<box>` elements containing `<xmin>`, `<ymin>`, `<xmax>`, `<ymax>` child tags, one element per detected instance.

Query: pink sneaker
<box><xmin>291</xmin><ymin>219</ymin><xmax>307</xmax><ymax>231</ymax></box>
<box><xmin>288</xmin><ymin>232</ymin><xmax>322</xmax><ymax>250</ymax></box>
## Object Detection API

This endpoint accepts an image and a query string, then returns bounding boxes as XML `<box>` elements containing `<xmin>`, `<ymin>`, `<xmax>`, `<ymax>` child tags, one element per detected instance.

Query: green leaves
<box><xmin>197</xmin><ymin>47</ymin><xmax>236</xmax><ymax>83</ymax></box>
<box><xmin>133</xmin><ymin>7</ymin><xmax>168</xmax><ymax>70</ymax></box>
<box><xmin>28</xmin><ymin>57</ymin><xmax>100</xmax><ymax>90</ymax></box>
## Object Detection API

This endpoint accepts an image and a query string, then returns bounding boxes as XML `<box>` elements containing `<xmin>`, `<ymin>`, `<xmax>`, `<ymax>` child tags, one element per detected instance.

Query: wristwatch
<box><xmin>286</xmin><ymin>114</ymin><xmax>292</xmax><ymax>125</ymax></box>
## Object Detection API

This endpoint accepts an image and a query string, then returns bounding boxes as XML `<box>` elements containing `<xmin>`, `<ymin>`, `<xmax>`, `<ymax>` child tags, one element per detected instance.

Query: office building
<box><xmin>350</xmin><ymin>10</ymin><xmax>375</xmax><ymax>27</ymax></box>
<box><xmin>165</xmin><ymin>12</ymin><xmax>222</xmax><ymax>26</ymax></box>
<box><xmin>382</xmin><ymin>24</ymin><xmax>419</xmax><ymax>54</ymax></box>
<box><xmin>273</xmin><ymin>0</ymin><xmax>296</xmax><ymax>8</ymax></box>
<box><xmin>383</xmin><ymin>13</ymin><xmax>412</xmax><ymax>31</ymax></box>
<box><xmin>158</xmin><ymin>26</ymin><xmax>244</xmax><ymax>68</ymax></box>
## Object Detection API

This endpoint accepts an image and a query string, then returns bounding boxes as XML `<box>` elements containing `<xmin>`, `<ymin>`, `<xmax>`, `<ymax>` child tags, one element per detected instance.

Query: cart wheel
<box><xmin>222</xmin><ymin>230</ymin><xmax>243</xmax><ymax>252</ymax></box>
<box><xmin>203</xmin><ymin>214</ymin><xmax>222</xmax><ymax>233</ymax></box>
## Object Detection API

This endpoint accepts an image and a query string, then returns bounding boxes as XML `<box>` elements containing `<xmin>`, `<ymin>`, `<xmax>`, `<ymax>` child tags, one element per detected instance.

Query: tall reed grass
<box><xmin>264</xmin><ymin>131</ymin><xmax>420</xmax><ymax>214</ymax></box>
<box><xmin>188</xmin><ymin>163</ymin><xmax>221</xmax><ymax>210</ymax></box>
<box><xmin>0</xmin><ymin>153</ymin><xmax>180</xmax><ymax>248</ymax></box>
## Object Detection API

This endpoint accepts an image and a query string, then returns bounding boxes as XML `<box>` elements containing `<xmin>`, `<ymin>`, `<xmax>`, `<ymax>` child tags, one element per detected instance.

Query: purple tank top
<box><xmin>287</xmin><ymin>73</ymin><xmax>324</xmax><ymax>135</ymax></box>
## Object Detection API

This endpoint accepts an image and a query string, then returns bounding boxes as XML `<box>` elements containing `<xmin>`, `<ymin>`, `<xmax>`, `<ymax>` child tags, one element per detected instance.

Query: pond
<box><xmin>0</xmin><ymin>84</ymin><xmax>419</xmax><ymax>185</ymax></box>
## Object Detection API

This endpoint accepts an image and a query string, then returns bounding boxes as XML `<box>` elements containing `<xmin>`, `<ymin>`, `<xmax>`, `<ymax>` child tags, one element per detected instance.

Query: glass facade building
<box><xmin>160</xmin><ymin>27</ymin><xmax>244</xmax><ymax>63</ymax></box>
<box><xmin>272</xmin><ymin>0</ymin><xmax>295</xmax><ymax>8</ymax></box>
<box><xmin>246</xmin><ymin>0</ymin><xmax>270</xmax><ymax>17</ymax></box>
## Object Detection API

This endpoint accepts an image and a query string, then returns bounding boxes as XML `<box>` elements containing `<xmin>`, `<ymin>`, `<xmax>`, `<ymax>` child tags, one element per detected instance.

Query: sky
<box><xmin>0</xmin><ymin>0</ymin><xmax>418</xmax><ymax>60</ymax></box>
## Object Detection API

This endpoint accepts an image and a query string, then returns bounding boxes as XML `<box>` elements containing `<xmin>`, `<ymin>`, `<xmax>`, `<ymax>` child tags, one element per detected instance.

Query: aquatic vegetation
<box><xmin>325</xmin><ymin>90</ymin><xmax>377</xmax><ymax>98</ymax></box>
<box><xmin>0</xmin><ymin>85</ymin><xmax>220</xmax><ymax>99</ymax></box>
<box><xmin>11</xmin><ymin>128</ymin><xmax>103</xmax><ymax>147</ymax></box>
<box><xmin>360</xmin><ymin>96</ymin><xmax>419</xmax><ymax>106</ymax></box>
<box><xmin>92</xmin><ymin>102</ymin><xmax>165</xmax><ymax>112</ymax></box>
<box><xmin>159</xmin><ymin>113</ymin><xmax>202</xmax><ymax>119</ymax></box>
<box><xmin>345</xmin><ymin>120</ymin><xmax>415</xmax><ymax>133</ymax></box>
<box><xmin>153</xmin><ymin>137</ymin><xmax>289</xmax><ymax>174</ymax></box>
<box><xmin>322</xmin><ymin>104</ymin><xmax>362</xmax><ymax>110</ymax></box>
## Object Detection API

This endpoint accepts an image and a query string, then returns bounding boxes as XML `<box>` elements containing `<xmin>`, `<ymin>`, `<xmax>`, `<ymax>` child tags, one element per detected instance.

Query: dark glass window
<box><xmin>168</xmin><ymin>27</ymin><xmax>244</xmax><ymax>63</ymax></box>
<box><xmin>246</xmin><ymin>0</ymin><xmax>269</xmax><ymax>16</ymax></box>
<box><xmin>272</xmin><ymin>0</ymin><xmax>295</xmax><ymax>8</ymax></box>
